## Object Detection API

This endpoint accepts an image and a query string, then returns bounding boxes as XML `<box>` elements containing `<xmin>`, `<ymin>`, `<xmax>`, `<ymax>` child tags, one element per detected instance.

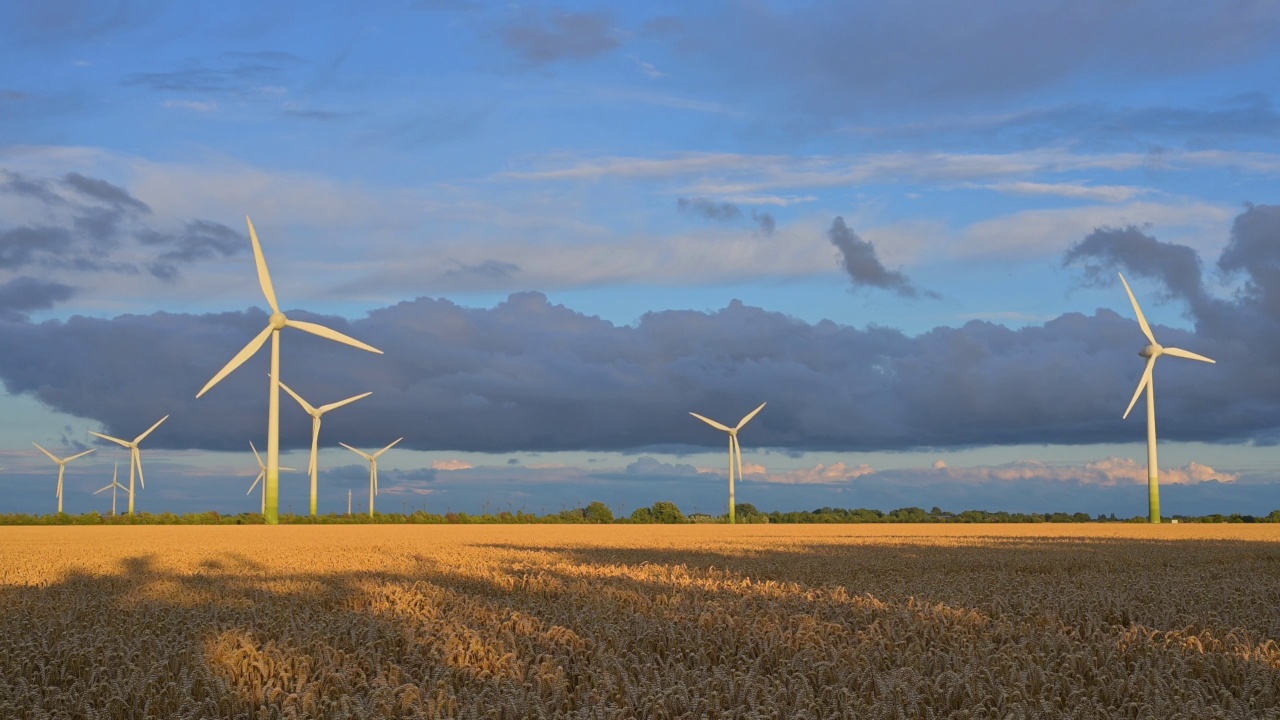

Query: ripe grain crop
<box><xmin>1</xmin><ymin>524</ymin><xmax>1278</xmax><ymax>719</ymax></box>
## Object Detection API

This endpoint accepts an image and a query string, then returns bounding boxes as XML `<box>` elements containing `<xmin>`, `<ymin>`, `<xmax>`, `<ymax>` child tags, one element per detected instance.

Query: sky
<box><xmin>2</xmin><ymin>0</ymin><xmax>1280</xmax><ymax>518</ymax></box>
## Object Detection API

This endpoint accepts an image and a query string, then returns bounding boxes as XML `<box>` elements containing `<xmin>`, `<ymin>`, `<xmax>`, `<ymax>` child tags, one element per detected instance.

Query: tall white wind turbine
<box><xmin>1118</xmin><ymin>273</ymin><xmax>1216</xmax><ymax>523</ymax></box>
<box><xmin>689</xmin><ymin>402</ymin><xmax>766</xmax><ymax>524</ymax></box>
<box><xmin>248</xmin><ymin>442</ymin><xmax>295</xmax><ymax>515</ymax></box>
<box><xmin>89</xmin><ymin>415</ymin><xmax>168</xmax><ymax>516</ymax></box>
<box><xmin>196</xmin><ymin>217</ymin><xmax>382</xmax><ymax>525</ymax></box>
<box><xmin>340</xmin><ymin>438</ymin><xmax>402</xmax><ymax>517</ymax></box>
<box><xmin>32</xmin><ymin>443</ymin><xmax>95</xmax><ymax>514</ymax></box>
<box><xmin>278</xmin><ymin>379</ymin><xmax>371</xmax><ymax>517</ymax></box>
<box><xmin>93</xmin><ymin>462</ymin><xmax>128</xmax><ymax>516</ymax></box>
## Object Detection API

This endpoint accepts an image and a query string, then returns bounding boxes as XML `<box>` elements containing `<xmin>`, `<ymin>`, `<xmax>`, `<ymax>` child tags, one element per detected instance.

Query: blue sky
<box><xmin>2</xmin><ymin>0</ymin><xmax>1280</xmax><ymax>518</ymax></box>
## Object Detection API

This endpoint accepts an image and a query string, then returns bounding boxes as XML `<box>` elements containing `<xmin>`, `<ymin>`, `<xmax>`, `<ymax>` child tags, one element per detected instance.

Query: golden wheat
<box><xmin>0</xmin><ymin>524</ymin><xmax>1278</xmax><ymax>718</ymax></box>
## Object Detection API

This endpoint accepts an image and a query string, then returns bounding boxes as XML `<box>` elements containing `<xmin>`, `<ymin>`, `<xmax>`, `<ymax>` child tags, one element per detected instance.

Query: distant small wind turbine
<box><xmin>340</xmin><ymin>438</ymin><xmax>402</xmax><ymax>517</ymax></box>
<box><xmin>1119</xmin><ymin>273</ymin><xmax>1216</xmax><ymax>523</ymax></box>
<box><xmin>248</xmin><ymin>442</ymin><xmax>296</xmax><ymax>515</ymax></box>
<box><xmin>278</xmin><ymin>379</ymin><xmax>371</xmax><ymax>517</ymax></box>
<box><xmin>94</xmin><ymin>462</ymin><xmax>127</xmax><ymax>516</ymax></box>
<box><xmin>32</xmin><ymin>443</ymin><xmax>95</xmax><ymax>514</ymax></box>
<box><xmin>89</xmin><ymin>415</ymin><xmax>168</xmax><ymax>516</ymax></box>
<box><xmin>196</xmin><ymin>217</ymin><xmax>382</xmax><ymax>525</ymax></box>
<box><xmin>689</xmin><ymin>402</ymin><xmax>766</xmax><ymax>524</ymax></box>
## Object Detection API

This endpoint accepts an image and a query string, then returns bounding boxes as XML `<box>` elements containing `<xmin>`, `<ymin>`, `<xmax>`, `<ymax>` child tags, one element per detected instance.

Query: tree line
<box><xmin>2</xmin><ymin>502</ymin><xmax>1279</xmax><ymax>525</ymax></box>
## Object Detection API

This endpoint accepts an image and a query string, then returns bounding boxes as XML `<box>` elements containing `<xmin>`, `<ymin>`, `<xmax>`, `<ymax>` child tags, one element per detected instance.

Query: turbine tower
<box><xmin>93</xmin><ymin>462</ymin><xmax>127</xmax><ymax>516</ymax></box>
<box><xmin>248</xmin><ymin>442</ymin><xmax>295</xmax><ymax>515</ymax></box>
<box><xmin>90</xmin><ymin>415</ymin><xmax>168</xmax><ymax>516</ymax></box>
<box><xmin>196</xmin><ymin>217</ymin><xmax>382</xmax><ymax>525</ymax></box>
<box><xmin>278</xmin><ymin>379</ymin><xmax>371</xmax><ymax>517</ymax></box>
<box><xmin>32</xmin><ymin>443</ymin><xmax>95</xmax><ymax>514</ymax></box>
<box><xmin>1119</xmin><ymin>273</ymin><xmax>1216</xmax><ymax>523</ymax></box>
<box><xmin>340</xmin><ymin>438</ymin><xmax>402</xmax><ymax>517</ymax></box>
<box><xmin>689</xmin><ymin>402</ymin><xmax>766</xmax><ymax>524</ymax></box>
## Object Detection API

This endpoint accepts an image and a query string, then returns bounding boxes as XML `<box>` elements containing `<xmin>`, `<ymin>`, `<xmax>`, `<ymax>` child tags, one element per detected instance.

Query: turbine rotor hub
<box><xmin>1139</xmin><ymin>343</ymin><xmax>1162</xmax><ymax>358</ymax></box>
<box><xmin>269</xmin><ymin>312</ymin><xmax>287</xmax><ymax>330</ymax></box>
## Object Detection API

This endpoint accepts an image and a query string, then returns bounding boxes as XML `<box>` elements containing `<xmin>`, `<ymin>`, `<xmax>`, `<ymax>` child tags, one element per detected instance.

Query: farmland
<box><xmin>1</xmin><ymin>525</ymin><xmax>1278</xmax><ymax>719</ymax></box>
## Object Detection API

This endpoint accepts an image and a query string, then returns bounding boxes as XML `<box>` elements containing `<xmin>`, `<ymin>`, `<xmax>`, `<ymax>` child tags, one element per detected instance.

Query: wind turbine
<box><xmin>32</xmin><ymin>443</ymin><xmax>95</xmax><ymax>514</ymax></box>
<box><xmin>1119</xmin><ymin>273</ymin><xmax>1216</xmax><ymax>523</ymax></box>
<box><xmin>247</xmin><ymin>442</ymin><xmax>295</xmax><ymax>515</ymax></box>
<box><xmin>340</xmin><ymin>438</ymin><xmax>402</xmax><ymax>517</ymax></box>
<box><xmin>689</xmin><ymin>402</ymin><xmax>766</xmax><ymax>524</ymax></box>
<box><xmin>196</xmin><ymin>216</ymin><xmax>382</xmax><ymax>525</ymax></box>
<box><xmin>89</xmin><ymin>415</ymin><xmax>168</xmax><ymax>516</ymax></box>
<box><xmin>94</xmin><ymin>462</ymin><xmax>127</xmax><ymax>516</ymax></box>
<box><xmin>278</xmin><ymin>379</ymin><xmax>371</xmax><ymax>517</ymax></box>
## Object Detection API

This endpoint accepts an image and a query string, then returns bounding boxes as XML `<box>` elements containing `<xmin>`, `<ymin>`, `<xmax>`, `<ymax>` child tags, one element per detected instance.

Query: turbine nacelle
<box><xmin>269</xmin><ymin>312</ymin><xmax>288</xmax><ymax>330</ymax></box>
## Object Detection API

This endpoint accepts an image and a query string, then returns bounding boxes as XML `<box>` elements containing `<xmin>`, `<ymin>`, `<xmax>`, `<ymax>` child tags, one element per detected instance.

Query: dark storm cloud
<box><xmin>827</xmin><ymin>216</ymin><xmax>926</xmax><ymax>297</ymax></box>
<box><xmin>0</xmin><ymin>169</ymin><xmax>246</xmax><ymax>282</ymax></box>
<box><xmin>2</xmin><ymin>206</ymin><xmax>1277</xmax><ymax>455</ymax></box>
<box><xmin>663</xmin><ymin>1</ymin><xmax>1280</xmax><ymax>117</ymax></box>
<box><xmin>501</xmin><ymin>9</ymin><xmax>620</xmax><ymax>64</ymax></box>
<box><xmin>0</xmin><ymin>276</ymin><xmax>76</xmax><ymax>321</ymax></box>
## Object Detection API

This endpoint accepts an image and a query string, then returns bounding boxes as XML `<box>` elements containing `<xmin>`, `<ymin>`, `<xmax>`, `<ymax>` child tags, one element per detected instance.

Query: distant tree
<box><xmin>649</xmin><ymin>501</ymin><xmax>686</xmax><ymax>524</ymax></box>
<box><xmin>584</xmin><ymin>502</ymin><xmax>614</xmax><ymax>524</ymax></box>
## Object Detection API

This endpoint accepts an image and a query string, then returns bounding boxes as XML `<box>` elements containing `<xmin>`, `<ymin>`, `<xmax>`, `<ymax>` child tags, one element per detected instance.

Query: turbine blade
<box><xmin>734</xmin><ymin>402</ymin><xmax>767</xmax><ymax>431</ymax></box>
<box><xmin>133</xmin><ymin>416</ymin><xmax>169</xmax><ymax>444</ymax></box>
<box><xmin>250</xmin><ymin>441</ymin><xmax>265</xmax><ymax>469</ymax></box>
<box><xmin>246</xmin><ymin>216</ymin><xmax>280</xmax><ymax>314</ymax></box>
<box><xmin>134</xmin><ymin>448</ymin><xmax>146</xmax><ymax>490</ymax></box>
<box><xmin>113</xmin><ymin>462</ymin><xmax>118</xmax><ymax>484</ymax></box>
<box><xmin>285</xmin><ymin>319</ymin><xmax>382</xmax><ymax>354</ymax></box>
<box><xmin>278</xmin><ymin>380</ymin><xmax>317</xmax><ymax>415</ymax></box>
<box><xmin>248</xmin><ymin>471</ymin><xmax>263</xmax><ymax>494</ymax></box>
<box><xmin>1123</xmin><ymin>357</ymin><xmax>1156</xmax><ymax>420</ymax></box>
<box><xmin>309</xmin><ymin>419</ymin><xmax>320</xmax><ymax>476</ymax></box>
<box><xmin>1118</xmin><ymin>273</ymin><xmax>1157</xmax><ymax>346</ymax></box>
<box><xmin>197</xmin><ymin>325</ymin><xmax>273</xmax><ymax>398</ymax></box>
<box><xmin>373</xmin><ymin>437</ymin><xmax>403</xmax><ymax>458</ymax></box>
<box><xmin>318</xmin><ymin>391</ymin><xmax>372</xmax><ymax>415</ymax></box>
<box><xmin>32</xmin><ymin>443</ymin><xmax>60</xmax><ymax>463</ymax></box>
<box><xmin>689</xmin><ymin>412</ymin><xmax>733</xmax><ymax>433</ymax></box>
<box><xmin>733</xmin><ymin>435</ymin><xmax>744</xmax><ymax>482</ymax></box>
<box><xmin>340</xmin><ymin>442</ymin><xmax>373</xmax><ymax>461</ymax></box>
<box><xmin>280</xmin><ymin>466</ymin><xmax>298</xmax><ymax>472</ymax></box>
<box><xmin>64</xmin><ymin>448</ymin><xmax>96</xmax><ymax>463</ymax></box>
<box><xmin>94</xmin><ymin>483</ymin><xmax>113</xmax><ymax>494</ymax></box>
<box><xmin>88</xmin><ymin>431</ymin><xmax>131</xmax><ymax>448</ymax></box>
<box><xmin>1162</xmin><ymin>347</ymin><xmax>1216</xmax><ymax>364</ymax></box>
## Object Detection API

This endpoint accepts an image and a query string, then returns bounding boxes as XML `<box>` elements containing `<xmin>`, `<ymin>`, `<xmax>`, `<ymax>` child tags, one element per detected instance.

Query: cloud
<box><xmin>501</xmin><ymin>9</ymin><xmax>620</xmax><ymax>65</ymax></box>
<box><xmin>431</xmin><ymin>459</ymin><xmax>473</xmax><ymax>471</ymax></box>
<box><xmin>658</xmin><ymin>1</ymin><xmax>1280</xmax><ymax>118</ymax></box>
<box><xmin>2</xmin><ymin>205</ymin><xmax>1279</xmax><ymax>455</ymax></box>
<box><xmin>761</xmin><ymin>462</ymin><xmax>875</xmax><ymax>485</ymax></box>
<box><xmin>677</xmin><ymin>196</ymin><xmax>742</xmax><ymax>222</ymax></box>
<box><xmin>827</xmin><ymin>216</ymin><xmax>928</xmax><ymax>297</ymax></box>
<box><xmin>121</xmin><ymin>52</ymin><xmax>303</xmax><ymax>95</ymax></box>
<box><xmin>677</xmin><ymin>197</ymin><xmax>775</xmax><ymax>236</ymax></box>
<box><xmin>0</xmin><ymin>276</ymin><xmax>76</xmax><ymax>321</ymax></box>
<box><xmin>161</xmin><ymin>100</ymin><xmax>218</xmax><ymax>113</ymax></box>
<box><xmin>0</xmin><ymin>168</ymin><xmax>247</xmax><ymax>283</ymax></box>
<box><xmin>986</xmin><ymin>182</ymin><xmax>1149</xmax><ymax>203</ymax></box>
<box><xmin>928</xmin><ymin>457</ymin><xmax>1239</xmax><ymax>487</ymax></box>
<box><xmin>623</xmin><ymin>456</ymin><xmax>700</xmax><ymax>477</ymax></box>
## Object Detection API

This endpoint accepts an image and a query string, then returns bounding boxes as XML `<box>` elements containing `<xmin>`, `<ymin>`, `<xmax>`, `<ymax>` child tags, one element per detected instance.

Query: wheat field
<box><xmin>1</xmin><ymin>524</ymin><xmax>1278</xmax><ymax>719</ymax></box>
